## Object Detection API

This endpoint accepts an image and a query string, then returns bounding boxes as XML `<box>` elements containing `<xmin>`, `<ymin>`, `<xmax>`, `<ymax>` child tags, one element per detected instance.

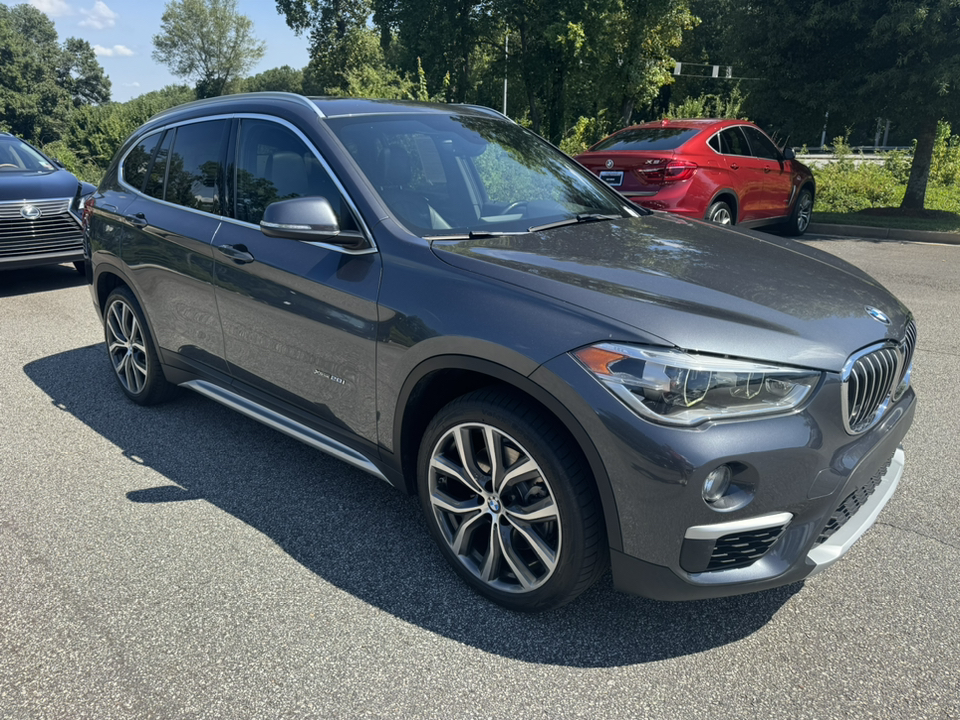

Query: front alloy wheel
<box><xmin>418</xmin><ymin>388</ymin><xmax>606</xmax><ymax>611</ymax></box>
<box><xmin>427</xmin><ymin>421</ymin><xmax>561</xmax><ymax>594</ymax></box>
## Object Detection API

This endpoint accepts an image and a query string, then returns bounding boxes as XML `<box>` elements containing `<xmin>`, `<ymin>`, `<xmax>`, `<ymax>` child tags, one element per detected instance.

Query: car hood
<box><xmin>0</xmin><ymin>170</ymin><xmax>81</xmax><ymax>202</ymax></box>
<box><xmin>430</xmin><ymin>214</ymin><xmax>911</xmax><ymax>372</ymax></box>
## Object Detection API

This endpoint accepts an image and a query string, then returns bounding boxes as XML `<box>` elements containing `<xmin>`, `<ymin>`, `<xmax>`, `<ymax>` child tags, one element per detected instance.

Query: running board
<box><xmin>180</xmin><ymin>379</ymin><xmax>389</xmax><ymax>483</ymax></box>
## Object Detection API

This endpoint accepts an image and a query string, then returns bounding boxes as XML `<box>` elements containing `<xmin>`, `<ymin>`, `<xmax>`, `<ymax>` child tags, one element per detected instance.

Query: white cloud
<box><xmin>123</xmin><ymin>82</ymin><xmax>141</xmax><ymax>88</ymax></box>
<box><xmin>93</xmin><ymin>44</ymin><xmax>134</xmax><ymax>57</ymax></box>
<box><xmin>79</xmin><ymin>1</ymin><xmax>118</xmax><ymax>29</ymax></box>
<box><xmin>30</xmin><ymin>0</ymin><xmax>74</xmax><ymax>17</ymax></box>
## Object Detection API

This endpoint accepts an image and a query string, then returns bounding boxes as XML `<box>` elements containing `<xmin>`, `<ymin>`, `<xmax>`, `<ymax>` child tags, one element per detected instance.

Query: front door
<box><xmin>742</xmin><ymin>126</ymin><xmax>794</xmax><ymax>219</ymax></box>
<box><xmin>213</xmin><ymin>118</ymin><xmax>381</xmax><ymax>444</ymax></box>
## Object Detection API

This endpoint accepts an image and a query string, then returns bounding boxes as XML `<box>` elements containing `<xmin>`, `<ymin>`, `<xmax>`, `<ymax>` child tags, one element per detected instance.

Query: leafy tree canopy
<box><xmin>0</xmin><ymin>3</ymin><xmax>111</xmax><ymax>143</ymax></box>
<box><xmin>153</xmin><ymin>0</ymin><xmax>266</xmax><ymax>99</ymax></box>
<box><xmin>274</xmin><ymin>0</ymin><xmax>696</xmax><ymax>145</ymax></box>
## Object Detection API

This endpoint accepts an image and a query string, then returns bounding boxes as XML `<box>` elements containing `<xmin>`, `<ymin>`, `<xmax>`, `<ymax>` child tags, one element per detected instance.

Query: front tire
<box><xmin>418</xmin><ymin>388</ymin><xmax>606</xmax><ymax>611</ymax></box>
<box><xmin>784</xmin><ymin>187</ymin><xmax>814</xmax><ymax>236</ymax></box>
<box><xmin>103</xmin><ymin>287</ymin><xmax>177</xmax><ymax>405</ymax></box>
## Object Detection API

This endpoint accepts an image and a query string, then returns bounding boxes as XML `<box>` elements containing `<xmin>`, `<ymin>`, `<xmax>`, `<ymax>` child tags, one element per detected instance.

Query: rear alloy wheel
<box><xmin>785</xmin><ymin>187</ymin><xmax>814</xmax><ymax>236</ymax></box>
<box><xmin>103</xmin><ymin>287</ymin><xmax>177</xmax><ymax>405</ymax></box>
<box><xmin>418</xmin><ymin>388</ymin><xmax>605</xmax><ymax>611</ymax></box>
<box><xmin>706</xmin><ymin>200</ymin><xmax>734</xmax><ymax>226</ymax></box>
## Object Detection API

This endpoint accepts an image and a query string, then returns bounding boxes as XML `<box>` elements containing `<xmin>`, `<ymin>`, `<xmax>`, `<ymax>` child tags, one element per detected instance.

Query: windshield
<box><xmin>325</xmin><ymin>113</ymin><xmax>633</xmax><ymax>236</ymax></box>
<box><xmin>590</xmin><ymin>126</ymin><xmax>701</xmax><ymax>152</ymax></box>
<box><xmin>0</xmin><ymin>137</ymin><xmax>57</xmax><ymax>174</ymax></box>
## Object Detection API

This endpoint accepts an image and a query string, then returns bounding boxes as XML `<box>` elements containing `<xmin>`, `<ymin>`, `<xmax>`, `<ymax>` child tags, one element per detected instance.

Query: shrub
<box><xmin>559</xmin><ymin>114</ymin><xmax>611</xmax><ymax>156</ymax></box>
<box><xmin>812</xmin><ymin>136</ymin><xmax>903</xmax><ymax>212</ymax></box>
<box><xmin>931</xmin><ymin>120</ymin><xmax>960</xmax><ymax>186</ymax></box>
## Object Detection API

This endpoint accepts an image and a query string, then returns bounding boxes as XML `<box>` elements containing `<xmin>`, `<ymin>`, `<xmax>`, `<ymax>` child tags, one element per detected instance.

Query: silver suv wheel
<box><xmin>427</xmin><ymin>421</ymin><xmax>561</xmax><ymax>593</ymax></box>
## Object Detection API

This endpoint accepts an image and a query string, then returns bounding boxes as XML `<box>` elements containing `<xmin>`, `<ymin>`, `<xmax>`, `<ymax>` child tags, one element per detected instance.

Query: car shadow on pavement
<box><xmin>0</xmin><ymin>264</ymin><xmax>86</xmax><ymax>297</ymax></box>
<box><xmin>24</xmin><ymin>344</ymin><xmax>801</xmax><ymax>668</ymax></box>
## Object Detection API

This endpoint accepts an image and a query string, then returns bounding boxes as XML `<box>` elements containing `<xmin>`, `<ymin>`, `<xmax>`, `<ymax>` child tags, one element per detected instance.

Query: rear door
<box><xmin>713</xmin><ymin>126</ymin><xmax>766</xmax><ymax>222</ymax></box>
<box><xmin>118</xmin><ymin>119</ymin><xmax>230</xmax><ymax>373</ymax></box>
<box><xmin>213</xmin><ymin>116</ymin><xmax>381</xmax><ymax>444</ymax></box>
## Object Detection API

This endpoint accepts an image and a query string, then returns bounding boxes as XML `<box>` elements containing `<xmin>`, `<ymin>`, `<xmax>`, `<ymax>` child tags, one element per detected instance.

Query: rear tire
<box><xmin>705</xmin><ymin>200</ymin><xmax>734</xmax><ymax>226</ymax></box>
<box><xmin>103</xmin><ymin>287</ymin><xmax>177</xmax><ymax>406</ymax></box>
<box><xmin>418</xmin><ymin>387</ymin><xmax>607</xmax><ymax>611</ymax></box>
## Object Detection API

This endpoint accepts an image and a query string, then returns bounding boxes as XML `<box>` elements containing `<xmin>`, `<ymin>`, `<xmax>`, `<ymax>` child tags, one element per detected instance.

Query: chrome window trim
<box><xmin>705</xmin><ymin>124</ymin><xmax>771</xmax><ymax>159</ymax></box>
<box><xmin>116</xmin><ymin>113</ymin><xmax>376</xmax><ymax>255</ymax></box>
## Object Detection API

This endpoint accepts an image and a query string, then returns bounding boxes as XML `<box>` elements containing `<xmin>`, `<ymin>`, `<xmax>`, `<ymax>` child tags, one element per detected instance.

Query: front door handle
<box><xmin>729</xmin><ymin>163</ymin><xmax>739</xmax><ymax>170</ymax></box>
<box><xmin>125</xmin><ymin>212</ymin><xmax>147</xmax><ymax>227</ymax></box>
<box><xmin>217</xmin><ymin>244</ymin><xmax>255</xmax><ymax>264</ymax></box>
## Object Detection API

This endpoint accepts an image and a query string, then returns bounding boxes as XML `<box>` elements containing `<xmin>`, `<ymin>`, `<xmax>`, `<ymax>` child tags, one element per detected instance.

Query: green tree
<box><xmin>722</xmin><ymin>0</ymin><xmax>960</xmax><ymax>210</ymax></box>
<box><xmin>242</xmin><ymin>65</ymin><xmax>303</xmax><ymax>93</ymax></box>
<box><xmin>0</xmin><ymin>4</ymin><xmax>111</xmax><ymax>143</ymax></box>
<box><xmin>152</xmin><ymin>0</ymin><xmax>266</xmax><ymax>98</ymax></box>
<box><xmin>50</xmin><ymin>85</ymin><xmax>195</xmax><ymax>181</ymax></box>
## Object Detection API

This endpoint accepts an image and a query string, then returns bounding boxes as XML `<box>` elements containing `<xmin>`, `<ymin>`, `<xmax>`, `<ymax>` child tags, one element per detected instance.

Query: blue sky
<box><xmin>13</xmin><ymin>0</ymin><xmax>312</xmax><ymax>102</ymax></box>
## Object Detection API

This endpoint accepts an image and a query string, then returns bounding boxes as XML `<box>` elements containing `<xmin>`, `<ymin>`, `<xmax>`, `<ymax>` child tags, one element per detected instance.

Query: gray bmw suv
<box><xmin>85</xmin><ymin>93</ymin><xmax>916</xmax><ymax>611</ymax></box>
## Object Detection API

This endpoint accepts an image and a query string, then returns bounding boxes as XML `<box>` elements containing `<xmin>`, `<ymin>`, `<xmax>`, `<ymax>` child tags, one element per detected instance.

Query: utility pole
<box><xmin>503</xmin><ymin>33</ymin><xmax>509</xmax><ymax>117</ymax></box>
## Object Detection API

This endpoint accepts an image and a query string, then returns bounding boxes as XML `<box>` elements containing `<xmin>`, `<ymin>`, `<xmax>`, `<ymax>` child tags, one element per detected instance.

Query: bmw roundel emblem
<box><xmin>20</xmin><ymin>204</ymin><xmax>41</xmax><ymax>220</ymax></box>
<box><xmin>865</xmin><ymin>306</ymin><xmax>890</xmax><ymax>324</ymax></box>
<box><xmin>605</xmin><ymin>159</ymin><xmax>614</xmax><ymax>169</ymax></box>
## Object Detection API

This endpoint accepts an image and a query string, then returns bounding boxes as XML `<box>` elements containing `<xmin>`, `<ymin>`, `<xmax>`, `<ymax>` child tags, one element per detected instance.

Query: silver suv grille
<box><xmin>0</xmin><ymin>197</ymin><xmax>82</xmax><ymax>259</ymax></box>
<box><xmin>842</xmin><ymin>320</ymin><xmax>916</xmax><ymax>434</ymax></box>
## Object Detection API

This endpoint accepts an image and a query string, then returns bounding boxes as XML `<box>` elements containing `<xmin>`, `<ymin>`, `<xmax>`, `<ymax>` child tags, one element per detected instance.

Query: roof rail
<box><xmin>146</xmin><ymin>91</ymin><xmax>324</xmax><ymax>125</ymax></box>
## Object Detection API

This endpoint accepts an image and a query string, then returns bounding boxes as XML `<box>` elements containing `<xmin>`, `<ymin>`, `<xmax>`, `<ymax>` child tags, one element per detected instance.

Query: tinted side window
<box><xmin>717</xmin><ymin>127</ymin><xmax>750</xmax><ymax>156</ymax></box>
<box><xmin>144</xmin><ymin>131</ymin><xmax>171</xmax><ymax>200</ymax></box>
<box><xmin>742</xmin><ymin>126</ymin><xmax>781</xmax><ymax>160</ymax></box>
<box><xmin>234</xmin><ymin>119</ymin><xmax>357</xmax><ymax>230</ymax></box>
<box><xmin>122</xmin><ymin>132</ymin><xmax>161</xmax><ymax>192</ymax></box>
<box><xmin>165</xmin><ymin>121</ymin><xmax>228</xmax><ymax>214</ymax></box>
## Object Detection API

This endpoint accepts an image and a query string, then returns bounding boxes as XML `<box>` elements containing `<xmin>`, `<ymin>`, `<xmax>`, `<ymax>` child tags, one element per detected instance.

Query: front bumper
<box><xmin>610</xmin><ymin>446</ymin><xmax>905</xmax><ymax>600</ymax></box>
<box><xmin>533</xmin><ymin>353</ymin><xmax>916</xmax><ymax>602</ymax></box>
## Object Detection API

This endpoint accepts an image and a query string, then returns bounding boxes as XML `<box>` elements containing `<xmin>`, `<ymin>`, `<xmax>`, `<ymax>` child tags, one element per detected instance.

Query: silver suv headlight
<box><xmin>572</xmin><ymin>343</ymin><xmax>822</xmax><ymax>427</ymax></box>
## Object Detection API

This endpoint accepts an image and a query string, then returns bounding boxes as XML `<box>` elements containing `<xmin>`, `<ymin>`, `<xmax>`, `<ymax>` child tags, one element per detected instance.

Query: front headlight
<box><xmin>572</xmin><ymin>343</ymin><xmax>822</xmax><ymax>427</ymax></box>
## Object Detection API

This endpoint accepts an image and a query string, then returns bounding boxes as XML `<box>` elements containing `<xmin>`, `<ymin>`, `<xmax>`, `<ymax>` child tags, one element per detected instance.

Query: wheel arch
<box><xmin>93</xmin><ymin>263</ymin><xmax>165</xmax><ymax>367</ymax></box>
<box><xmin>394</xmin><ymin>354</ymin><xmax>623</xmax><ymax>552</ymax></box>
<box><xmin>707</xmin><ymin>189</ymin><xmax>740</xmax><ymax>223</ymax></box>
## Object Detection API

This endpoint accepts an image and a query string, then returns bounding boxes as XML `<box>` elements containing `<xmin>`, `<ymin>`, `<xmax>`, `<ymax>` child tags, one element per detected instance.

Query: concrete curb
<box><xmin>808</xmin><ymin>222</ymin><xmax>960</xmax><ymax>245</ymax></box>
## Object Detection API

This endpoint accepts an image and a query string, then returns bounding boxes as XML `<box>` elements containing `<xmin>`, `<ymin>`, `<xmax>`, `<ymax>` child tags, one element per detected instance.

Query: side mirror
<box><xmin>260</xmin><ymin>196</ymin><xmax>366</xmax><ymax>249</ymax></box>
<box><xmin>782</xmin><ymin>147</ymin><xmax>796</xmax><ymax>160</ymax></box>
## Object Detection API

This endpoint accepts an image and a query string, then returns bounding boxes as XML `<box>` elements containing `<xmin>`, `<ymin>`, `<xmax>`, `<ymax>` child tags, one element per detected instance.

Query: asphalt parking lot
<box><xmin>1</xmin><ymin>237</ymin><xmax>958</xmax><ymax>719</ymax></box>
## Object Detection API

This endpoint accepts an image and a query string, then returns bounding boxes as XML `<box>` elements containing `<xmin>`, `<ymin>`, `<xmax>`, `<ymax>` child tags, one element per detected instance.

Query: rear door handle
<box><xmin>729</xmin><ymin>163</ymin><xmax>739</xmax><ymax>170</ymax></box>
<box><xmin>125</xmin><ymin>212</ymin><xmax>147</xmax><ymax>227</ymax></box>
<box><xmin>763</xmin><ymin>166</ymin><xmax>772</xmax><ymax>173</ymax></box>
<box><xmin>217</xmin><ymin>244</ymin><xmax>255</xmax><ymax>264</ymax></box>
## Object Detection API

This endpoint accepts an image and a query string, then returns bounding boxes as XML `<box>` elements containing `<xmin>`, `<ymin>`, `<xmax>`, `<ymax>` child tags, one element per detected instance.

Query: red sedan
<box><xmin>575</xmin><ymin>118</ymin><xmax>815</xmax><ymax>235</ymax></box>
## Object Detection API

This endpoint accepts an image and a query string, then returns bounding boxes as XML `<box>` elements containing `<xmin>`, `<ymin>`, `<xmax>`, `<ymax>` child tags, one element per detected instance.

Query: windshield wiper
<box><xmin>528</xmin><ymin>213</ymin><xmax>620</xmax><ymax>233</ymax></box>
<box><xmin>425</xmin><ymin>230</ymin><xmax>524</xmax><ymax>240</ymax></box>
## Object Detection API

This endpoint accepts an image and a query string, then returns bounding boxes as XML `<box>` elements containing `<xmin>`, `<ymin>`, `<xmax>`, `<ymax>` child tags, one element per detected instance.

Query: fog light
<box><xmin>702</xmin><ymin>465</ymin><xmax>733</xmax><ymax>504</ymax></box>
